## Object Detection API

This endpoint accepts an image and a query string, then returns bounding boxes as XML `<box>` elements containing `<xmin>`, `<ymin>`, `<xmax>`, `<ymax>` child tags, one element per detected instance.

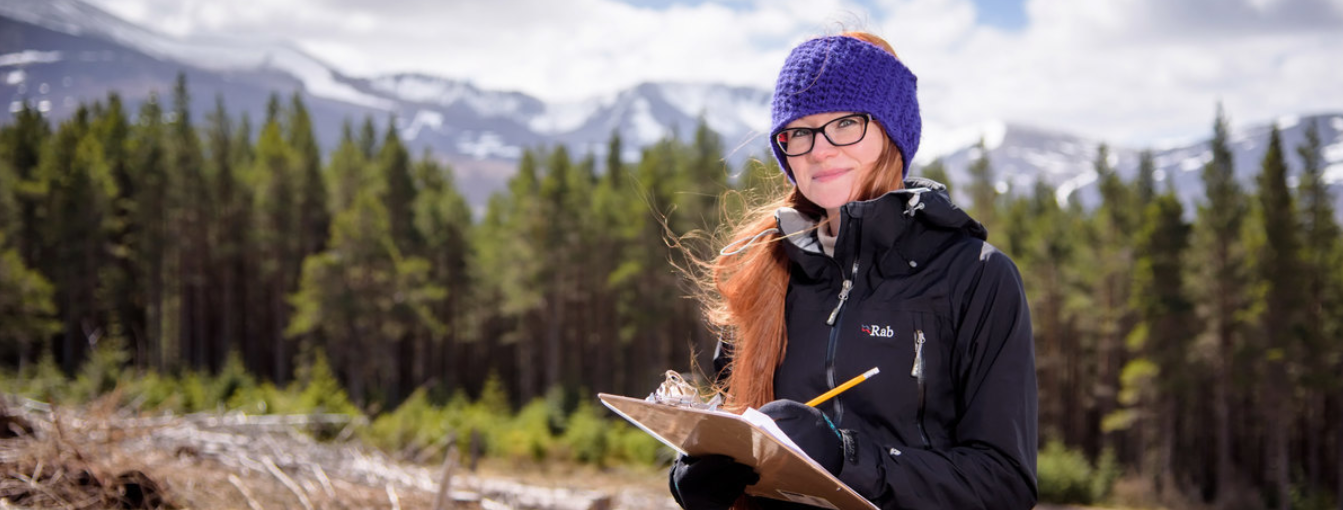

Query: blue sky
<box><xmin>83</xmin><ymin>0</ymin><xmax>1343</xmax><ymax>150</ymax></box>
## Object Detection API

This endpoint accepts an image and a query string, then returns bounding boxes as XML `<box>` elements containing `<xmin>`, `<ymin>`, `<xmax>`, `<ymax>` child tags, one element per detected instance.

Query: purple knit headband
<box><xmin>770</xmin><ymin>36</ymin><xmax>921</xmax><ymax>182</ymax></box>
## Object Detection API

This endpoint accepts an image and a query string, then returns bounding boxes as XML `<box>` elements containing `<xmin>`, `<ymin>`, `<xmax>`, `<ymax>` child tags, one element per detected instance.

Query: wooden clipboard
<box><xmin>598</xmin><ymin>393</ymin><xmax>878</xmax><ymax>510</ymax></box>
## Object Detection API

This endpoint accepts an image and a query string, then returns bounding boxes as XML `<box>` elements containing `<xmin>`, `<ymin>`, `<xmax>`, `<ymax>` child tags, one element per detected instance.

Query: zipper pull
<box><xmin>827</xmin><ymin>279</ymin><xmax>852</xmax><ymax>326</ymax></box>
<box><xmin>911</xmin><ymin>330</ymin><xmax>926</xmax><ymax>378</ymax></box>
<box><xmin>826</xmin><ymin>262</ymin><xmax>860</xmax><ymax>326</ymax></box>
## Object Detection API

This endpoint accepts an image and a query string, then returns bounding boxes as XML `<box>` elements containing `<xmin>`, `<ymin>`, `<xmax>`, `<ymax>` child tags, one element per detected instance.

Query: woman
<box><xmin>669</xmin><ymin>32</ymin><xmax>1038</xmax><ymax>509</ymax></box>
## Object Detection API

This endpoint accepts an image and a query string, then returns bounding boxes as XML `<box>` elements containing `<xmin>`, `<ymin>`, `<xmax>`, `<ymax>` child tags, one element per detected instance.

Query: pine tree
<box><xmin>918</xmin><ymin>158</ymin><xmax>951</xmax><ymax>191</ymax></box>
<box><xmin>1191</xmin><ymin>104</ymin><xmax>1248</xmax><ymax>504</ymax></box>
<box><xmin>1135</xmin><ymin>150</ymin><xmax>1157</xmax><ymax>205</ymax></box>
<box><xmin>378</xmin><ymin>119</ymin><xmax>420</xmax><ymax>255</ymax></box>
<box><xmin>287</xmin><ymin>191</ymin><xmax>444</xmax><ymax>406</ymax></box>
<box><xmin>1295</xmin><ymin>120</ymin><xmax>1343</xmax><ymax>499</ymax></box>
<box><xmin>1250</xmin><ymin>124</ymin><xmax>1300</xmax><ymax>510</ymax></box>
<box><xmin>0</xmin><ymin>136</ymin><xmax>59</xmax><ymax>369</ymax></box>
<box><xmin>253</xmin><ymin>113</ymin><xmax>298</xmax><ymax>382</ymax></box>
<box><xmin>1125</xmin><ymin>187</ymin><xmax>1193</xmax><ymax>495</ymax></box>
<box><xmin>411</xmin><ymin>150</ymin><xmax>473</xmax><ymax>390</ymax></box>
<box><xmin>967</xmin><ymin>138</ymin><xmax>998</xmax><ymax>235</ymax></box>
<box><xmin>0</xmin><ymin>102</ymin><xmax>51</xmax><ymax>271</ymax></box>
<box><xmin>128</xmin><ymin>94</ymin><xmax>171</xmax><ymax>370</ymax></box>
<box><xmin>1091</xmin><ymin>143</ymin><xmax>1137</xmax><ymax>457</ymax></box>
<box><xmin>40</xmin><ymin>107</ymin><xmax>119</xmax><ymax>372</ymax></box>
<box><xmin>169</xmin><ymin>73</ymin><xmax>211</xmax><ymax>371</ymax></box>
<box><xmin>288</xmin><ymin>93</ymin><xmax>330</xmax><ymax>260</ymax></box>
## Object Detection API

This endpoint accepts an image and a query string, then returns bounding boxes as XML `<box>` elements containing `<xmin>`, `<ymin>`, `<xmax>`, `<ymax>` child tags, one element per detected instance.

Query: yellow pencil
<box><xmin>805</xmin><ymin>367</ymin><xmax>881</xmax><ymax>407</ymax></box>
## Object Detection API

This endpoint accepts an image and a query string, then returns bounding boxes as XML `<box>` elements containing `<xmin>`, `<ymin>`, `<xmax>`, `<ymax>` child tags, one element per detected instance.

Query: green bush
<box><xmin>69</xmin><ymin>336</ymin><xmax>130</xmax><ymax>402</ymax></box>
<box><xmin>558</xmin><ymin>400</ymin><xmax>609</xmax><ymax>465</ymax></box>
<box><xmin>362</xmin><ymin>388</ymin><xmax>451</xmax><ymax>460</ymax></box>
<box><xmin>295</xmin><ymin>351</ymin><xmax>360</xmax><ymax>416</ymax></box>
<box><xmin>227</xmin><ymin>381</ymin><xmax>299</xmax><ymax>414</ymax></box>
<box><xmin>1038</xmin><ymin>440</ymin><xmax>1102</xmax><ymax>505</ymax></box>
<box><xmin>607</xmin><ymin>420</ymin><xmax>668</xmax><ymax>466</ymax></box>
<box><xmin>499</xmin><ymin>399</ymin><xmax>555</xmax><ymax>462</ymax></box>
<box><xmin>10</xmin><ymin>352</ymin><xmax>67</xmax><ymax>402</ymax></box>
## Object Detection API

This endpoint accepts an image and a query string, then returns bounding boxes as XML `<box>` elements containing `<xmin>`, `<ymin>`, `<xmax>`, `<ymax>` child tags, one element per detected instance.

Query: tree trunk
<box><xmin>1214</xmin><ymin>348</ymin><xmax>1233</xmax><ymax>507</ymax></box>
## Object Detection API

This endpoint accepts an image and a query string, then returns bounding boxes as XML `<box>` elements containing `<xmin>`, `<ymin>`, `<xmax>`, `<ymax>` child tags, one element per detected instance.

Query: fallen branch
<box><xmin>227</xmin><ymin>474</ymin><xmax>263</xmax><ymax>510</ymax></box>
<box><xmin>264</xmin><ymin>456</ymin><xmax>313</xmax><ymax>510</ymax></box>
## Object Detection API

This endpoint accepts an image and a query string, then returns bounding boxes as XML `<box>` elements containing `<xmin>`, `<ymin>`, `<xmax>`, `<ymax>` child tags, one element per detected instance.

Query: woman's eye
<box><xmin>836</xmin><ymin>118</ymin><xmax>858</xmax><ymax>129</ymax></box>
<box><xmin>788</xmin><ymin>128</ymin><xmax>813</xmax><ymax>139</ymax></box>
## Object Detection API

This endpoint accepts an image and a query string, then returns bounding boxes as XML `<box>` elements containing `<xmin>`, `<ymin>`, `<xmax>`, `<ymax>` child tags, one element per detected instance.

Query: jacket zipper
<box><xmin>825</xmin><ymin>260</ymin><xmax>859</xmax><ymax>425</ymax></box>
<box><xmin>912</xmin><ymin>329</ymin><xmax>931</xmax><ymax>449</ymax></box>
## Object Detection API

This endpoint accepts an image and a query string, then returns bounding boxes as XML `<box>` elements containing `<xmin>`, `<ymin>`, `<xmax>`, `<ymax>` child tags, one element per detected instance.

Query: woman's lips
<box><xmin>812</xmin><ymin>168</ymin><xmax>850</xmax><ymax>183</ymax></box>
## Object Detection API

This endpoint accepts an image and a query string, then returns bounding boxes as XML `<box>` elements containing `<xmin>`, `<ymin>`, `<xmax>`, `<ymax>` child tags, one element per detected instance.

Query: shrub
<box><xmin>295</xmin><ymin>350</ymin><xmax>359</xmax><ymax>416</ymax></box>
<box><xmin>362</xmin><ymin>388</ymin><xmax>451</xmax><ymax>461</ymax></box>
<box><xmin>499</xmin><ymin>399</ymin><xmax>554</xmax><ymax>462</ymax></box>
<box><xmin>557</xmin><ymin>400</ymin><xmax>608</xmax><ymax>465</ymax></box>
<box><xmin>607</xmin><ymin>420</ymin><xmax>668</xmax><ymax>466</ymax></box>
<box><xmin>69</xmin><ymin>336</ymin><xmax>130</xmax><ymax>402</ymax></box>
<box><xmin>1037</xmin><ymin>440</ymin><xmax>1099</xmax><ymax>504</ymax></box>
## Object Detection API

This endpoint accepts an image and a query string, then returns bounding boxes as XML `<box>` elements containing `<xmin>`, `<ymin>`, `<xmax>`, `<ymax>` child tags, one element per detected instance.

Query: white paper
<box><xmin>742</xmin><ymin>407</ymin><xmax>805</xmax><ymax>454</ymax></box>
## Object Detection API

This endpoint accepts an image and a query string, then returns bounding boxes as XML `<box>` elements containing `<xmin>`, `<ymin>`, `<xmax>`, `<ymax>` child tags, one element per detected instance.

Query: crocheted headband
<box><xmin>770</xmin><ymin>36</ymin><xmax>920</xmax><ymax>182</ymax></box>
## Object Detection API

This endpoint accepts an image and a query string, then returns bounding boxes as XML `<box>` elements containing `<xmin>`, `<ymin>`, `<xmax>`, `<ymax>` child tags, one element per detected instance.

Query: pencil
<box><xmin>805</xmin><ymin>367</ymin><xmax>881</xmax><ymax>407</ymax></box>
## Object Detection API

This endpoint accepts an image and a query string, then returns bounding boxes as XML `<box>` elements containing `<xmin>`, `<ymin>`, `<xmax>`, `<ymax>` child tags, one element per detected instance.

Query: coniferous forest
<box><xmin>2</xmin><ymin>75</ymin><xmax>1343</xmax><ymax>509</ymax></box>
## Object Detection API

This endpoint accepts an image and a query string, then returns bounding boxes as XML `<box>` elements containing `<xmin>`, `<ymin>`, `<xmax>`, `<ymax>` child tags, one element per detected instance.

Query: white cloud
<box><xmin>80</xmin><ymin>0</ymin><xmax>1343</xmax><ymax>148</ymax></box>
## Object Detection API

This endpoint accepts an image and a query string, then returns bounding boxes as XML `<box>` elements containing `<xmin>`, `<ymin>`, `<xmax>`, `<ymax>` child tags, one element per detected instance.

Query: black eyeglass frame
<box><xmin>774</xmin><ymin>113</ymin><xmax>873</xmax><ymax>157</ymax></box>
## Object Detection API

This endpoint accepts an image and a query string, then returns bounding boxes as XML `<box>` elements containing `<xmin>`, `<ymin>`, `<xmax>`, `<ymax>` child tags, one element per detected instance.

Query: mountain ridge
<box><xmin>2</xmin><ymin>0</ymin><xmax>1341</xmax><ymax>218</ymax></box>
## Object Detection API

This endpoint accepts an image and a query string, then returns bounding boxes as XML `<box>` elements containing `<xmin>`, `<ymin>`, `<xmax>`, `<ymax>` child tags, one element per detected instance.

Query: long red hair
<box><xmin>703</xmin><ymin>31</ymin><xmax>907</xmax><ymax>411</ymax></box>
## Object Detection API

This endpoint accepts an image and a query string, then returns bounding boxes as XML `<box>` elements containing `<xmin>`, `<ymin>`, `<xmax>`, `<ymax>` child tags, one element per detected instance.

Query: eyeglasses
<box><xmin>774</xmin><ymin>113</ymin><xmax>872</xmax><ymax>157</ymax></box>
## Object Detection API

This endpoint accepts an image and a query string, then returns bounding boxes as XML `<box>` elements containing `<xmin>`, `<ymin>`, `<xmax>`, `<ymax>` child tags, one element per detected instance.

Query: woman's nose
<box><xmin>808</xmin><ymin>133</ymin><xmax>839</xmax><ymax>159</ymax></box>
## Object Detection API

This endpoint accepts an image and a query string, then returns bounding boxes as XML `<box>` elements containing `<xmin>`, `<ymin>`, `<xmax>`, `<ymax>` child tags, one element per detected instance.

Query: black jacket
<box><xmin>717</xmin><ymin>178</ymin><xmax>1038</xmax><ymax>510</ymax></box>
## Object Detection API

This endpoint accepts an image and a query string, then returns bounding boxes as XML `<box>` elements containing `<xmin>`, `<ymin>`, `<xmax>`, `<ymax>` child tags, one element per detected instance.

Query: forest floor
<box><xmin>0</xmin><ymin>395</ymin><xmax>1105</xmax><ymax>510</ymax></box>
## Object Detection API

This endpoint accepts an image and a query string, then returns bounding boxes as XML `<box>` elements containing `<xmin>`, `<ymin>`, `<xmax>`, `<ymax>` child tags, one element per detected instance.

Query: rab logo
<box><xmin>861</xmin><ymin>325</ymin><xmax>895</xmax><ymax>338</ymax></box>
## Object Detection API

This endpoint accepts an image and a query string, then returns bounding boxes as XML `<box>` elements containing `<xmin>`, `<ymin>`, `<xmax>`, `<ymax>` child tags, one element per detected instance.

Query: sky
<box><xmin>81</xmin><ymin>0</ymin><xmax>1343</xmax><ymax>150</ymax></box>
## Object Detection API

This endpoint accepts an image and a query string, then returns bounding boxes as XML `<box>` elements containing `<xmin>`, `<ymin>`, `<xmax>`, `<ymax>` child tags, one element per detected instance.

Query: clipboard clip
<box><xmin>647</xmin><ymin>370</ymin><xmax>722</xmax><ymax>410</ymax></box>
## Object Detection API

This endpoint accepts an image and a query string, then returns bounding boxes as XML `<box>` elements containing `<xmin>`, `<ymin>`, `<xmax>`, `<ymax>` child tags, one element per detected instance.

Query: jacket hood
<box><xmin>775</xmin><ymin>177</ymin><xmax>987</xmax><ymax>281</ymax></box>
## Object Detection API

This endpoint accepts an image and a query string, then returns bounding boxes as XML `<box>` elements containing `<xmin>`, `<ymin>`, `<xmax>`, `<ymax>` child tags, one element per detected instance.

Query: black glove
<box><xmin>669</xmin><ymin>454</ymin><xmax>759</xmax><ymax>510</ymax></box>
<box><xmin>759</xmin><ymin>399</ymin><xmax>844</xmax><ymax>474</ymax></box>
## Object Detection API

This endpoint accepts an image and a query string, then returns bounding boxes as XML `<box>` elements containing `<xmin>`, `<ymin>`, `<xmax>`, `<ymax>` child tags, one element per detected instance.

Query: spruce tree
<box><xmin>1191</xmin><ymin>104</ymin><xmax>1247</xmax><ymax>504</ymax></box>
<box><xmin>0</xmin><ymin>102</ymin><xmax>51</xmax><ymax>270</ymax></box>
<box><xmin>170</xmin><ymin>73</ymin><xmax>210</xmax><ymax>370</ymax></box>
<box><xmin>919</xmin><ymin>158</ymin><xmax>951</xmax><ymax>191</ymax></box>
<box><xmin>1293</xmin><ymin>120</ymin><xmax>1343</xmax><ymax>498</ymax></box>
<box><xmin>1252</xmin><ymin>124</ymin><xmax>1301</xmax><ymax>510</ymax></box>
<box><xmin>288</xmin><ymin>93</ymin><xmax>330</xmax><ymax>260</ymax></box>
<box><xmin>1126</xmin><ymin>188</ymin><xmax>1193</xmax><ymax>493</ymax></box>
<box><xmin>967</xmin><ymin>138</ymin><xmax>997</xmax><ymax>236</ymax></box>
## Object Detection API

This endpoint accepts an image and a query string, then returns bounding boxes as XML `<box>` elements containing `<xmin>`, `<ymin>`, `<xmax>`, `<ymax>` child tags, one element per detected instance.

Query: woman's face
<box><xmin>783</xmin><ymin>111</ymin><xmax>888</xmax><ymax>214</ymax></box>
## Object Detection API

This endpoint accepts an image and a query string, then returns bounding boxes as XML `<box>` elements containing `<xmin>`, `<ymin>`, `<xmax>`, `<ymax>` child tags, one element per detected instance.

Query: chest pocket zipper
<box><xmin>912</xmin><ymin>329</ymin><xmax>931</xmax><ymax>449</ymax></box>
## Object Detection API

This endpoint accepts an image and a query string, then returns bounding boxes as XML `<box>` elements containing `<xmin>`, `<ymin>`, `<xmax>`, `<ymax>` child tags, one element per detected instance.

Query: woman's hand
<box><xmin>759</xmin><ymin>399</ymin><xmax>844</xmax><ymax>474</ymax></box>
<box><xmin>669</xmin><ymin>454</ymin><xmax>759</xmax><ymax>510</ymax></box>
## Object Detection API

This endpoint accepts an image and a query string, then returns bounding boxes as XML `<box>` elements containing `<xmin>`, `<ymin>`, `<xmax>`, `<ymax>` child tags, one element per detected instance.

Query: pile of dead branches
<box><xmin>1</xmin><ymin>397</ymin><xmax>170</xmax><ymax>509</ymax></box>
<box><xmin>0</xmin><ymin>395</ymin><xmax>671</xmax><ymax>510</ymax></box>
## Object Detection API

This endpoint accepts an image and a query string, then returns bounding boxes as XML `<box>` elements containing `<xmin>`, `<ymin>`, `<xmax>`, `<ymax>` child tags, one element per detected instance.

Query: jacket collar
<box><xmin>775</xmin><ymin>178</ymin><xmax>986</xmax><ymax>281</ymax></box>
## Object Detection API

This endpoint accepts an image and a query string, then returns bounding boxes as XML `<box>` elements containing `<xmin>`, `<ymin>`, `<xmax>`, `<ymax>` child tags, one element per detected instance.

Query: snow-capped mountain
<box><xmin>2</xmin><ymin>0</ymin><xmax>1341</xmax><ymax>218</ymax></box>
<box><xmin>929</xmin><ymin>114</ymin><xmax>1343</xmax><ymax>221</ymax></box>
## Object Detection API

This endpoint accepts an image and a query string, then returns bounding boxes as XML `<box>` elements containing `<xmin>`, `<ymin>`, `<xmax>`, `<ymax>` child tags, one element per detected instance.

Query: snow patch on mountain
<box><xmin>531</xmin><ymin>97</ymin><xmax>609</xmax><ymax>135</ymax></box>
<box><xmin>0</xmin><ymin>50</ymin><xmax>63</xmax><ymax>67</ymax></box>
<box><xmin>920</xmin><ymin>120</ymin><xmax>1007</xmax><ymax>164</ymax></box>
<box><xmin>402</xmin><ymin>110</ymin><xmax>444</xmax><ymax>141</ymax></box>
<box><xmin>1</xmin><ymin>0</ymin><xmax>391</xmax><ymax>110</ymax></box>
<box><xmin>369</xmin><ymin>74</ymin><xmax>533</xmax><ymax>117</ymax></box>
<box><xmin>456</xmin><ymin>131</ymin><xmax>520</xmax><ymax>160</ymax></box>
<box><xmin>629</xmin><ymin>96</ymin><xmax>666</xmax><ymax>146</ymax></box>
<box><xmin>656</xmin><ymin>82</ymin><xmax>770</xmax><ymax>141</ymax></box>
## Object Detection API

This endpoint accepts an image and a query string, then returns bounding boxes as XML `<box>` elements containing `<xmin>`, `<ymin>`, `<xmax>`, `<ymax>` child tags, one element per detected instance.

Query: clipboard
<box><xmin>598</xmin><ymin>393</ymin><xmax>878</xmax><ymax>510</ymax></box>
